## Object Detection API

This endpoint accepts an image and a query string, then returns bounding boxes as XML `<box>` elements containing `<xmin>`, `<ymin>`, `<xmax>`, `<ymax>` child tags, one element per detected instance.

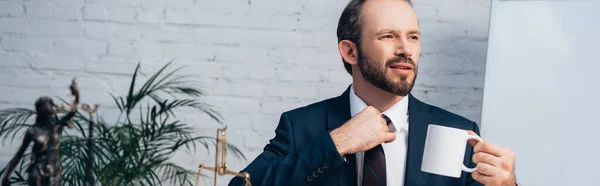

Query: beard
<box><xmin>357</xmin><ymin>47</ymin><xmax>417</xmax><ymax>97</ymax></box>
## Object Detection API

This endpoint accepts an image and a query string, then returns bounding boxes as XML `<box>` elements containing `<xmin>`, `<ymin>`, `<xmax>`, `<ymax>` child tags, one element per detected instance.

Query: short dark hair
<box><xmin>336</xmin><ymin>0</ymin><xmax>413</xmax><ymax>75</ymax></box>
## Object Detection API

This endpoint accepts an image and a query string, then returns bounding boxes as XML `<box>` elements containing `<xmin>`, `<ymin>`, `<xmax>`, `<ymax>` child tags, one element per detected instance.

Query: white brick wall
<box><xmin>0</xmin><ymin>0</ymin><xmax>491</xmax><ymax>185</ymax></box>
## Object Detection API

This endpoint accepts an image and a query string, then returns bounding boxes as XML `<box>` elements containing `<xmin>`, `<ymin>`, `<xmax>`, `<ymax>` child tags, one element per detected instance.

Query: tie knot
<box><xmin>382</xmin><ymin>114</ymin><xmax>392</xmax><ymax>126</ymax></box>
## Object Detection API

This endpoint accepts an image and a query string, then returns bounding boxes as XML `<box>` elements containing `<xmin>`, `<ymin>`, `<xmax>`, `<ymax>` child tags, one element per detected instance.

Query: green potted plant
<box><xmin>0</xmin><ymin>61</ymin><xmax>245</xmax><ymax>185</ymax></box>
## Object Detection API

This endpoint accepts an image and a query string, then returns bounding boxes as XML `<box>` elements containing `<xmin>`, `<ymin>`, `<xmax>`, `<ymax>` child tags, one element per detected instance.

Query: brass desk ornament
<box><xmin>195</xmin><ymin>126</ymin><xmax>251</xmax><ymax>186</ymax></box>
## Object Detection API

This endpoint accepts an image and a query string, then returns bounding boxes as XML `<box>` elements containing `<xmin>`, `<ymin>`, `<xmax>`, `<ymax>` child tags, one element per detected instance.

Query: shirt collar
<box><xmin>349</xmin><ymin>85</ymin><xmax>409</xmax><ymax>132</ymax></box>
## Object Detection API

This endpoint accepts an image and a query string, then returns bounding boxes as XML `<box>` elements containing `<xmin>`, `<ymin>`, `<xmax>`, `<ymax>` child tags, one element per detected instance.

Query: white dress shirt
<box><xmin>350</xmin><ymin>85</ymin><xmax>409</xmax><ymax>186</ymax></box>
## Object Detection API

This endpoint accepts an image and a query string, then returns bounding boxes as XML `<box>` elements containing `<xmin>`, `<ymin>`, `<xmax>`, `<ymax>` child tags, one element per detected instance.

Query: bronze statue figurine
<box><xmin>2</xmin><ymin>79</ymin><xmax>80</xmax><ymax>186</ymax></box>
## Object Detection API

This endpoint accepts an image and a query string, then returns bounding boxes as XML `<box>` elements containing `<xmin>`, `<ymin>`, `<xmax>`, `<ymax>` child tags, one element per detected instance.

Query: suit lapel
<box><xmin>405</xmin><ymin>94</ymin><xmax>431</xmax><ymax>186</ymax></box>
<box><xmin>326</xmin><ymin>86</ymin><xmax>357</xmax><ymax>186</ymax></box>
<box><xmin>326</xmin><ymin>85</ymin><xmax>351</xmax><ymax>131</ymax></box>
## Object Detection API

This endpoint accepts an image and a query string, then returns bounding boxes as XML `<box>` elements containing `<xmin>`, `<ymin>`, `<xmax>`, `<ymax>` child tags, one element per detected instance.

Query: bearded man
<box><xmin>229</xmin><ymin>0</ymin><xmax>518</xmax><ymax>185</ymax></box>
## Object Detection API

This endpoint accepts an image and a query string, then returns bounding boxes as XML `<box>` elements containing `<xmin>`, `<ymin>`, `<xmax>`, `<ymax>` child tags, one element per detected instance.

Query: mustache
<box><xmin>385</xmin><ymin>56</ymin><xmax>416</xmax><ymax>67</ymax></box>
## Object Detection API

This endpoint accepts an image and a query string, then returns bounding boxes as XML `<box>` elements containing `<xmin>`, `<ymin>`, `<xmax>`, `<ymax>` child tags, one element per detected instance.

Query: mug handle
<box><xmin>461</xmin><ymin>134</ymin><xmax>483</xmax><ymax>173</ymax></box>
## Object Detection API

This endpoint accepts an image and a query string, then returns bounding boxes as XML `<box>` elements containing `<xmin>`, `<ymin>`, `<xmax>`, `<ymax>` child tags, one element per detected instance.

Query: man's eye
<box><xmin>410</xmin><ymin>36</ymin><xmax>420</xmax><ymax>40</ymax></box>
<box><xmin>380</xmin><ymin>35</ymin><xmax>394</xmax><ymax>39</ymax></box>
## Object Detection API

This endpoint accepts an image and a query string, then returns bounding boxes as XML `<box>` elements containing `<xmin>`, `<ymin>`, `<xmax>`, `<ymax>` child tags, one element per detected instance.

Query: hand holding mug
<box><xmin>421</xmin><ymin>125</ymin><xmax>517</xmax><ymax>186</ymax></box>
<box><xmin>468</xmin><ymin>131</ymin><xmax>517</xmax><ymax>186</ymax></box>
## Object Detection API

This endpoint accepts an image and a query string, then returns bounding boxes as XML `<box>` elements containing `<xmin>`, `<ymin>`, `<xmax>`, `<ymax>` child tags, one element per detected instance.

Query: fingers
<box><xmin>468</xmin><ymin>130</ymin><xmax>510</xmax><ymax>157</ymax></box>
<box><xmin>467</xmin><ymin>130</ymin><xmax>480</xmax><ymax>146</ymax></box>
<box><xmin>383</xmin><ymin>132</ymin><xmax>396</xmax><ymax>143</ymax></box>
<box><xmin>468</xmin><ymin>130</ymin><xmax>477</xmax><ymax>136</ymax></box>
<box><xmin>472</xmin><ymin>162</ymin><xmax>513</xmax><ymax>186</ymax></box>
<box><xmin>467</xmin><ymin>132</ymin><xmax>517</xmax><ymax>186</ymax></box>
<box><xmin>471</xmin><ymin>171</ymin><xmax>492</xmax><ymax>184</ymax></box>
<box><xmin>475</xmin><ymin>162</ymin><xmax>498</xmax><ymax>176</ymax></box>
<box><xmin>472</xmin><ymin>152</ymin><xmax>501</xmax><ymax>167</ymax></box>
<box><xmin>362</xmin><ymin>106</ymin><xmax>381</xmax><ymax>115</ymax></box>
<box><xmin>474</xmin><ymin>141</ymin><xmax>512</xmax><ymax>157</ymax></box>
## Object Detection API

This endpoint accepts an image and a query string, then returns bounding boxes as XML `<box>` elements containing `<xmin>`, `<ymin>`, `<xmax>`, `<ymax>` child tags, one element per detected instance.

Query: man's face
<box><xmin>357</xmin><ymin>0</ymin><xmax>420</xmax><ymax>96</ymax></box>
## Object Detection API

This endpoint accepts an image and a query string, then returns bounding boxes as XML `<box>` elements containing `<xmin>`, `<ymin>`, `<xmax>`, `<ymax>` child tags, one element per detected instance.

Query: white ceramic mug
<box><xmin>421</xmin><ymin>124</ymin><xmax>483</xmax><ymax>178</ymax></box>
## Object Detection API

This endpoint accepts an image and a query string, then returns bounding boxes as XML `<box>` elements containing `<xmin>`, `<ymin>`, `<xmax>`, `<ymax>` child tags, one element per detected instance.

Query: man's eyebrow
<box><xmin>374</xmin><ymin>29</ymin><xmax>421</xmax><ymax>36</ymax></box>
<box><xmin>375</xmin><ymin>29</ymin><xmax>395</xmax><ymax>35</ymax></box>
<box><xmin>408</xmin><ymin>30</ymin><xmax>421</xmax><ymax>36</ymax></box>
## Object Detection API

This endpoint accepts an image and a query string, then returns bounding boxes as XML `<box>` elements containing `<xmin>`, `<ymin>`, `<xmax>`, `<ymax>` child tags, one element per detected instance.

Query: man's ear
<box><xmin>338</xmin><ymin>40</ymin><xmax>359</xmax><ymax>65</ymax></box>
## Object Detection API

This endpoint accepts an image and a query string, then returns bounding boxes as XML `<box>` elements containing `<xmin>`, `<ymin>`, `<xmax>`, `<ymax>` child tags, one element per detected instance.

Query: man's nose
<box><xmin>394</xmin><ymin>38</ymin><xmax>413</xmax><ymax>57</ymax></box>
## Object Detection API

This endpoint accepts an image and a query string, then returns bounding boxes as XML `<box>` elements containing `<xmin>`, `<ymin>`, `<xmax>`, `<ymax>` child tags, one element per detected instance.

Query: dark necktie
<box><xmin>362</xmin><ymin>114</ymin><xmax>392</xmax><ymax>186</ymax></box>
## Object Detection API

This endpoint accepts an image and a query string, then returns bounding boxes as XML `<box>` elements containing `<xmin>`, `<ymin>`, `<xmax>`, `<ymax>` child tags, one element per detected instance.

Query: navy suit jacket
<box><xmin>229</xmin><ymin>86</ymin><xmax>483</xmax><ymax>186</ymax></box>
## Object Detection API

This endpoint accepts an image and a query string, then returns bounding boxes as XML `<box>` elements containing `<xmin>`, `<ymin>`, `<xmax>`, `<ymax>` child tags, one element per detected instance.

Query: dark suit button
<box><xmin>312</xmin><ymin>172</ymin><xmax>318</xmax><ymax>177</ymax></box>
<box><xmin>307</xmin><ymin>176</ymin><xmax>313</xmax><ymax>182</ymax></box>
<box><xmin>324</xmin><ymin>162</ymin><xmax>330</xmax><ymax>168</ymax></box>
<box><xmin>318</xmin><ymin>167</ymin><xmax>324</xmax><ymax>173</ymax></box>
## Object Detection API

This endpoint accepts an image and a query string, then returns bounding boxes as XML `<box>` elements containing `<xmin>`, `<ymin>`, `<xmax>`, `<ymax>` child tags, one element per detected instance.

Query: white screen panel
<box><xmin>481</xmin><ymin>0</ymin><xmax>600</xmax><ymax>185</ymax></box>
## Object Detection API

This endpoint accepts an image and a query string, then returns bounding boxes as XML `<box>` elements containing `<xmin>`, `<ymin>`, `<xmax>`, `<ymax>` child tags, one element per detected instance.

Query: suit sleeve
<box><xmin>466</xmin><ymin>122</ymin><xmax>484</xmax><ymax>186</ymax></box>
<box><xmin>228</xmin><ymin>112</ymin><xmax>347</xmax><ymax>186</ymax></box>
